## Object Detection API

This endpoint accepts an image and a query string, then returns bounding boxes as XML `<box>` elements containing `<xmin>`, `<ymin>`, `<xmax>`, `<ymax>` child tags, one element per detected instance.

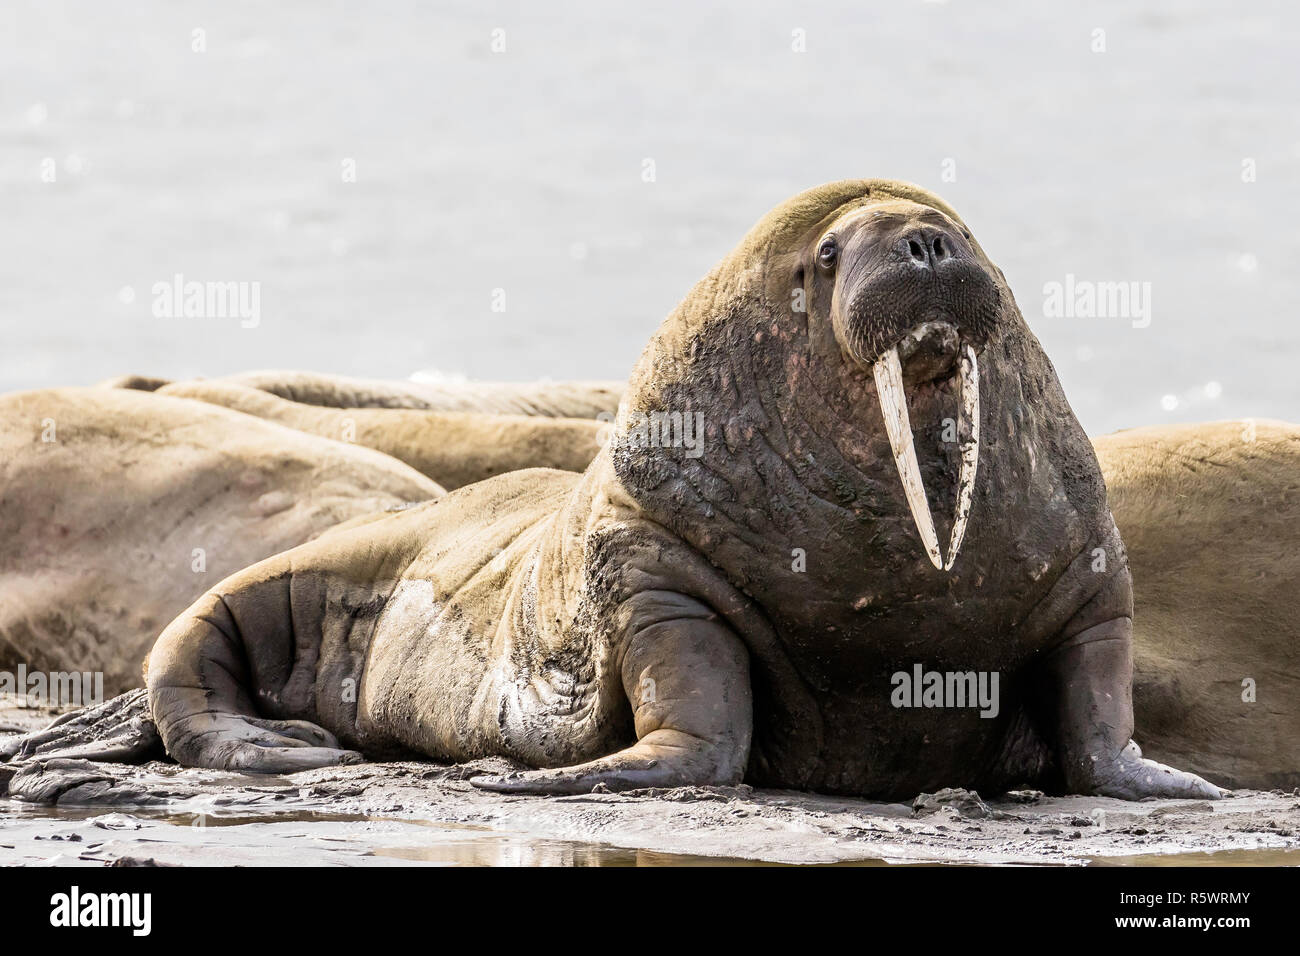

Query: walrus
<box><xmin>197</xmin><ymin>370</ymin><xmax>625</xmax><ymax>418</ymax></box>
<box><xmin>155</xmin><ymin>381</ymin><xmax>605</xmax><ymax>489</ymax></box>
<box><xmin>1097</xmin><ymin>419</ymin><xmax>1300</xmax><ymax>791</ymax></box>
<box><xmin>3</xmin><ymin>180</ymin><xmax>1220</xmax><ymax>801</ymax></box>
<box><xmin>0</xmin><ymin>387</ymin><xmax>443</xmax><ymax>696</ymax></box>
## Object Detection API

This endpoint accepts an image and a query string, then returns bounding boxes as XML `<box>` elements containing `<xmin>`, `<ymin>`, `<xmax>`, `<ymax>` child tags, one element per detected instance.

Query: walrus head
<box><xmin>811</xmin><ymin>199</ymin><xmax>1001</xmax><ymax>570</ymax></box>
<box><xmin>614</xmin><ymin>179</ymin><xmax>1094</xmax><ymax>614</ymax></box>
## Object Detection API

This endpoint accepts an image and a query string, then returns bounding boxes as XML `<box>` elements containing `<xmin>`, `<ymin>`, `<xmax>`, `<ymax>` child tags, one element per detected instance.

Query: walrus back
<box><xmin>208</xmin><ymin>370</ymin><xmax>625</xmax><ymax>419</ymax></box>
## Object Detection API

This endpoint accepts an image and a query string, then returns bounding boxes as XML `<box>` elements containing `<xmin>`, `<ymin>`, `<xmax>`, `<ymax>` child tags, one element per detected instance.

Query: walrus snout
<box><xmin>830</xmin><ymin>206</ymin><xmax>1000</xmax><ymax>370</ymax></box>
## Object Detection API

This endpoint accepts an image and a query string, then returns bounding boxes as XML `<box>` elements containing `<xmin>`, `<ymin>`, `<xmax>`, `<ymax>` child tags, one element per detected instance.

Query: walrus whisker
<box><xmin>872</xmin><ymin>347</ymin><xmax>944</xmax><ymax>570</ymax></box>
<box><xmin>944</xmin><ymin>344</ymin><xmax>980</xmax><ymax>570</ymax></box>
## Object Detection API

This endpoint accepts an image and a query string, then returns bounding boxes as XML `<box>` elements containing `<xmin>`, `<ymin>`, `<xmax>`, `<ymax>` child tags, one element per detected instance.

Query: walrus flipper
<box><xmin>1045</xmin><ymin>615</ymin><xmax>1225</xmax><ymax>801</ymax></box>
<box><xmin>147</xmin><ymin>567</ymin><xmax>366</xmax><ymax>774</ymax></box>
<box><xmin>0</xmin><ymin>689</ymin><xmax>163</xmax><ymax>766</ymax></box>
<box><xmin>472</xmin><ymin>616</ymin><xmax>754</xmax><ymax>795</ymax></box>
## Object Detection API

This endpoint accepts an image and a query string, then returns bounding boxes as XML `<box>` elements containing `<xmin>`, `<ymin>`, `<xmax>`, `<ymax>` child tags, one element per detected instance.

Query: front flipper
<box><xmin>156</xmin><ymin>693</ymin><xmax>365</xmax><ymax>774</ymax></box>
<box><xmin>472</xmin><ymin>614</ymin><xmax>752</xmax><ymax>795</ymax></box>
<box><xmin>1045</xmin><ymin>616</ymin><xmax>1225</xmax><ymax>801</ymax></box>
<box><xmin>1085</xmin><ymin>739</ymin><xmax>1224</xmax><ymax>801</ymax></box>
<box><xmin>147</xmin><ymin>584</ymin><xmax>366</xmax><ymax>773</ymax></box>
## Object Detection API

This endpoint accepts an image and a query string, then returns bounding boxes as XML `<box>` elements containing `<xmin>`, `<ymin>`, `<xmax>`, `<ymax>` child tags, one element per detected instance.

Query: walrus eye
<box><xmin>817</xmin><ymin>235</ymin><xmax>839</xmax><ymax>271</ymax></box>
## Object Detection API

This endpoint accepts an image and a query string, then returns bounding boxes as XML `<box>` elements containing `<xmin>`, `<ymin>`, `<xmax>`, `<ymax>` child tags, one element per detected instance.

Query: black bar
<box><xmin>0</xmin><ymin>863</ymin><xmax>1281</xmax><ymax>943</ymax></box>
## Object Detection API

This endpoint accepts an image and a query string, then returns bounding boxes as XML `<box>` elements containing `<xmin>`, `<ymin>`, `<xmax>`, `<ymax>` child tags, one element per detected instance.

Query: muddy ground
<box><xmin>3</xmin><ymin>694</ymin><xmax>1298</xmax><ymax>866</ymax></box>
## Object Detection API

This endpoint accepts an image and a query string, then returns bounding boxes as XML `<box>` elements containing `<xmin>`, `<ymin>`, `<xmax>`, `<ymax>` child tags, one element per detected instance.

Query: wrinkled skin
<box><xmin>158</xmin><ymin>381</ymin><xmax>606</xmax><ymax>489</ymax></box>
<box><xmin>7</xmin><ymin>181</ymin><xmax>1221</xmax><ymax>801</ymax></box>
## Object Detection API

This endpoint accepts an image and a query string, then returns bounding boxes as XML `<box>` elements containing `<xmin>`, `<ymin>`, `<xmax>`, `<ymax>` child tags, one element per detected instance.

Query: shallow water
<box><xmin>2</xmin><ymin>0</ymin><xmax>1297</xmax><ymax>434</ymax></box>
<box><xmin>3</xmin><ymin>803</ymin><xmax>801</xmax><ymax>866</ymax></box>
<box><xmin>1091</xmin><ymin>848</ymin><xmax>1300</xmax><ymax>867</ymax></box>
<box><xmin>372</xmin><ymin>835</ymin><xmax>799</xmax><ymax>867</ymax></box>
<box><xmin>376</xmin><ymin>840</ymin><xmax>1300</xmax><ymax>867</ymax></box>
<box><xmin>6</xmin><ymin>804</ymin><xmax>1295</xmax><ymax>866</ymax></box>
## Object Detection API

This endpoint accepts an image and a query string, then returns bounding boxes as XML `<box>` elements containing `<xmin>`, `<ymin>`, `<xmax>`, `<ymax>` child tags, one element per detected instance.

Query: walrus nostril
<box><xmin>899</xmin><ymin>228</ymin><xmax>962</xmax><ymax>270</ymax></box>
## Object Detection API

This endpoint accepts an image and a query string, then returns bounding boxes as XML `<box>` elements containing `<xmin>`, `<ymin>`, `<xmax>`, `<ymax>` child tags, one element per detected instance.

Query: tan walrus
<box><xmin>102</xmin><ymin>370</ymin><xmax>624</xmax><ymax>419</ymax></box>
<box><xmin>0</xmin><ymin>387</ymin><xmax>442</xmax><ymax>695</ymax></box>
<box><xmin>191</xmin><ymin>370</ymin><xmax>624</xmax><ymax>418</ymax></box>
<box><xmin>5</xmin><ymin>180</ymin><xmax>1221</xmax><ymax>801</ymax></box>
<box><xmin>1097</xmin><ymin>419</ymin><xmax>1300</xmax><ymax>790</ymax></box>
<box><xmin>156</xmin><ymin>381</ymin><xmax>605</xmax><ymax>490</ymax></box>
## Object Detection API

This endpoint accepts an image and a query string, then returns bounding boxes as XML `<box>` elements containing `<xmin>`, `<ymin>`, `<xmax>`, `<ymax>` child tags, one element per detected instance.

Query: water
<box><xmin>1</xmin><ymin>1</ymin><xmax>1297</xmax><ymax>434</ymax></box>
<box><xmin>1093</xmin><ymin>848</ymin><xmax>1300</xmax><ymax>867</ymax></box>
<box><xmin>6</xmin><ymin>804</ymin><xmax>1293</xmax><ymax>866</ymax></box>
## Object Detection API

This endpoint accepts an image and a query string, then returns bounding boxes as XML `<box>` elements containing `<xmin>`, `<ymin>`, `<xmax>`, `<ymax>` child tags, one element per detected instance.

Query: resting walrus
<box><xmin>5</xmin><ymin>180</ymin><xmax>1220</xmax><ymax>800</ymax></box>
<box><xmin>100</xmin><ymin>372</ymin><xmax>624</xmax><ymax>420</ymax></box>
<box><xmin>0</xmin><ymin>388</ymin><xmax>442</xmax><ymax>696</ymax></box>
<box><xmin>156</xmin><ymin>381</ymin><xmax>605</xmax><ymax>489</ymax></box>
<box><xmin>1097</xmin><ymin>419</ymin><xmax>1300</xmax><ymax>791</ymax></box>
<box><xmin>198</xmin><ymin>370</ymin><xmax>625</xmax><ymax>418</ymax></box>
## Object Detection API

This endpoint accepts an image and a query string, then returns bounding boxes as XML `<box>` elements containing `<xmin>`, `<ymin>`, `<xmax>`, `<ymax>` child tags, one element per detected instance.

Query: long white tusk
<box><xmin>873</xmin><ymin>347</ymin><xmax>944</xmax><ymax>570</ymax></box>
<box><xmin>944</xmin><ymin>345</ymin><xmax>980</xmax><ymax>570</ymax></box>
